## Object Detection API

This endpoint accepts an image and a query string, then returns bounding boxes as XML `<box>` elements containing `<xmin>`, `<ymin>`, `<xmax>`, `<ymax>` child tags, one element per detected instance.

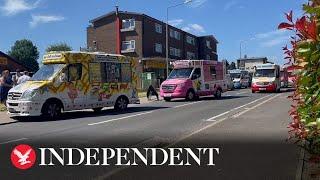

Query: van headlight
<box><xmin>177</xmin><ymin>82</ymin><xmax>186</xmax><ymax>88</ymax></box>
<box><xmin>21</xmin><ymin>89</ymin><xmax>38</xmax><ymax>100</ymax></box>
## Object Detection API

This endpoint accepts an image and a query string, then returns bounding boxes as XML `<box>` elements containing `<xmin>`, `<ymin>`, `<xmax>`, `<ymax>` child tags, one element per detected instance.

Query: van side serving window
<box><xmin>210</xmin><ymin>66</ymin><xmax>216</xmax><ymax>79</ymax></box>
<box><xmin>68</xmin><ymin>63</ymin><xmax>82</xmax><ymax>81</ymax></box>
<box><xmin>105</xmin><ymin>62</ymin><xmax>132</xmax><ymax>83</ymax></box>
<box><xmin>89</xmin><ymin>63</ymin><xmax>103</xmax><ymax>83</ymax></box>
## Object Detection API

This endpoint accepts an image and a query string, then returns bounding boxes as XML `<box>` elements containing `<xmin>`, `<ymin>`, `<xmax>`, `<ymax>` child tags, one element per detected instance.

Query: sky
<box><xmin>0</xmin><ymin>0</ymin><xmax>307</xmax><ymax>65</ymax></box>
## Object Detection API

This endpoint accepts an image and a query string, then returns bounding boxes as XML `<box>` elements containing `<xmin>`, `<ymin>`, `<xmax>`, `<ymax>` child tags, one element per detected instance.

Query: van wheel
<box><xmin>186</xmin><ymin>90</ymin><xmax>196</xmax><ymax>101</ymax></box>
<box><xmin>214</xmin><ymin>89</ymin><xmax>222</xmax><ymax>99</ymax></box>
<box><xmin>42</xmin><ymin>102</ymin><xmax>62</xmax><ymax>120</ymax></box>
<box><xmin>93</xmin><ymin>107</ymin><xmax>103</xmax><ymax>112</ymax></box>
<box><xmin>164</xmin><ymin>97</ymin><xmax>171</xmax><ymax>102</ymax></box>
<box><xmin>252</xmin><ymin>90</ymin><xmax>256</xmax><ymax>93</ymax></box>
<box><xmin>114</xmin><ymin>96</ymin><xmax>128</xmax><ymax>111</ymax></box>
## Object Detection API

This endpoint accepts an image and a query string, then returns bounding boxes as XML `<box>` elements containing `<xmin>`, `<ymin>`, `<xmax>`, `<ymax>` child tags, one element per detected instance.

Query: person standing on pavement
<box><xmin>12</xmin><ymin>69</ymin><xmax>21</xmax><ymax>86</ymax></box>
<box><xmin>0</xmin><ymin>70</ymin><xmax>13</xmax><ymax>105</ymax></box>
<box><xmin>147</xmin><ymin>84</ymin><xmax>159</xmax><ymax>101</ymax></box>
<box><xmin>17</xmin><ymin>71</ymin><xmax>31</xmax><ymax>85</ymax></box>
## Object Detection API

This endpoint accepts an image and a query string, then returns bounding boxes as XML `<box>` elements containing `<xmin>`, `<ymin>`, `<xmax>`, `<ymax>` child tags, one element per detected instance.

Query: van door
<box><xmin>65</xmin><ymin>63</ymin><xmax>86</xmax><ymax>109</ymax></box>
<box><xmin>191</xmin><ymin>68</ymin><xmax>205</xmax><ymax>93</ymax></box>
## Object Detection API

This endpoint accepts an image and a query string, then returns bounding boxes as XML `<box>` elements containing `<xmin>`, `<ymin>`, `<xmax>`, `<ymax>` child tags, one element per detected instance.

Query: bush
<box><xmin>279</xmin><ymin>0</ymin><xmax>320</xmax><ymax>159</ymax></box>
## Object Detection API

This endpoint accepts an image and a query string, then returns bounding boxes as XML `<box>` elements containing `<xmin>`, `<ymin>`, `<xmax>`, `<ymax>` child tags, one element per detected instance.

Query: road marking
<box><xmin>206</xmin><ymin>111</ymin><xmax>230</xmax><ymax>121</ymax></box>
<box><xmin>88</xmin><ymin>111</ymin><xmax>154</xmax><ymax>126</ymax></box>
<box><xmin>236</xmin><ymin>91</ymin><xmax>248</xmax><ymax>95</ymax></box>
<box><xmin>0</xmin><ymin>138</ymin><xmax>28</xmax><ymax>145</ymax></box>
<box><xmin>204</xmin><ymin>94</ymin><xmax>273</xmax><ymax>122</ymax></box>
<box><xmin>232</xmin><ymin>94</ymin><xmax>282</xmax><ymax>118</ymax></box>
<box><xmin>89</xmin><ymin>101</ymin><xmax>204</xmax><ymax>126</ymax></box>
<box><xmin>173</xmin><ymin>101</ymin><xmax>202</xmax><ymax>108</ymax></box>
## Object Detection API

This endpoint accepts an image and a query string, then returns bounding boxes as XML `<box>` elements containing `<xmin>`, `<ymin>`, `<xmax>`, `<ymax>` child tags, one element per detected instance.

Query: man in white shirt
<box><xmin>17</xmin><ymin>71</ymin><xmax>31</xmax><ymax>85</ymax></box>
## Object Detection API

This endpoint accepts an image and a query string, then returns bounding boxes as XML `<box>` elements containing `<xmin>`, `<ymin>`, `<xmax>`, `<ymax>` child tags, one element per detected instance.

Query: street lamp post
<box><xmin>166</xmin><ymin>0</ymin><xmax>192</xmax><ymax>78</ymax></box>
<box><xmin>239</xmin><ymin>40</ymin><xmax>246</xmax><ymax>59</ymax></box>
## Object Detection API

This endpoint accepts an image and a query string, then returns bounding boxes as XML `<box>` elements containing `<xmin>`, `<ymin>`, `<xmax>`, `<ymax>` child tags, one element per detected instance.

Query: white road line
<box><xmin>0</xmin><ymin>138</ymin><xmax>28</xmax><ymax>145</ymax></box>
<box><xmin>232</xmin><ymin>94</ymin><xmax>273</xmax><ymax>111</ymax></box>
<box><xmin>204</xmin><ymin>94</ymin><xmax>273</xmax><ymax>122</ymax></box>
<box><xmin>173</xmin><ymin>101</ymin><xmax>202</xmax><ymax>108</ymax></box>
<box><xmin>236</xmin><ymin>91</ymin><xmax>248</xmax><ymax>95</ymax></box>
<box><xmin>232</xmin><ymin>94</ymin><xmax>282</xmax><ymax>118</ymax></box>
<box><xmin>89</xmin><ymin>101</ymin><xmax>204</xmax><ymax>126</ymax></box>
<box><xmin>206</xmin><ymin>111</ymin><xmax>230</xmax><ymax>121</ymax></box>
<box><xmin>88</xmin><ymin>111</ymin><xmax>154</xmax><ymax>126</ymax></box>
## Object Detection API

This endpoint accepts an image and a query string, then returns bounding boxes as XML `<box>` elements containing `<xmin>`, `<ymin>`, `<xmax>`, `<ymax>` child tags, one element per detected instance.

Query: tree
<box><xmin>228</xmin><ymin>62</ymin><xmax>236</xmax><ymax>70</ymax></box>
<box><xmin>46</xmin><ymin>43</ymin><xmax>72</xmax><ymax>52</ymax></box>
<box><xmin>8</xmin><ymin>39</ymin><xmax>39</xmax><ymax>72</ymax></box>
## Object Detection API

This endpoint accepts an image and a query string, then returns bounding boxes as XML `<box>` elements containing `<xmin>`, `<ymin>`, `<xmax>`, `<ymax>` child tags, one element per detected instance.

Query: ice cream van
<box><xmin>6</xmin><ymin>52</ymin><xmax>140</xmax><ymax>119</ymax></box>
<box><xmin>160</xmin><ymin>60</ymin><xmax>228</xmax><ymax>101</ymax></box>
<box><xmin>251</xmin><ymin>63</ymin><xmax>281</xmax><ymax>93</ymax></box>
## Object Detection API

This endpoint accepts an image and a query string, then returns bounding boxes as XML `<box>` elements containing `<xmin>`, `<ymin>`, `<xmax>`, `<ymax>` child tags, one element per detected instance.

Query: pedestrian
<box><xmin>147</xmin><ymin>85</ymin><xmax>159</xmax><ymax>101</ymax></box>
<box><xmin>0</xmin><ymin>70</ymin><xmax>13</xmax><ymax>105</ymax></box>
<box><xmin>12</xmin><ymin>69</ymin><xmax>22</xmax><ymax>86</ymax></box>
<box><xmin>17</xmin><ymin>71</ymin><xmax>31</xmax><ymax>85</ymax></box>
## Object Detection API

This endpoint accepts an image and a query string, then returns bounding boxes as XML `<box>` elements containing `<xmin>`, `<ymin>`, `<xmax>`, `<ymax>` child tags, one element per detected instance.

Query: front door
<box><xmin>192</xmin><ymin>68</ymin><xmax>205</xmax><ymax>93</ymax></box>
<box><xmin>65</xmin><ymin>63</ymin><xmax>85</xmax><ymax>109</ymax></box>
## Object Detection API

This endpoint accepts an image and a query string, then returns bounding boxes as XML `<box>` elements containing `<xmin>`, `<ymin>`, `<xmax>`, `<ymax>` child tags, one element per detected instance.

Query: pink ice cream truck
<box><xmin>160</xmin><ymin>60</ymin><xmax>228</xmax><ymax>101</ymax></box>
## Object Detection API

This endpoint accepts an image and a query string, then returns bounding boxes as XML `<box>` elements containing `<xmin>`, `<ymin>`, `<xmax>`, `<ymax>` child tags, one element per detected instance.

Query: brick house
<box><xmin>87</xmin><ymin>9</ymin><xmax>218</xmax><ymax>89</ymax></box>
<box><xmin>0</xmin><ymin>51</ymin><xmax>30</xmax><ymax>74</ymax></box>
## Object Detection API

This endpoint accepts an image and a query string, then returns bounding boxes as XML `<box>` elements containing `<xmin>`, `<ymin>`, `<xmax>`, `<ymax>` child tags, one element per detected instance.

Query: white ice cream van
<box><xmin>6</xmin><ymin>52</ymin><xmax>140</xmax><ymax>119</ymax></box>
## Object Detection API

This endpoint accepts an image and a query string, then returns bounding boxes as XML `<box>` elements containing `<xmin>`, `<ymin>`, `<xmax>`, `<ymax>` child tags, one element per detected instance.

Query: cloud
<box><xmin>0</xmin><ymin>0</ymin><xmax>40</xmax><ymax>16</ymax></box>
<box><xmin>30</xmin><ymin>15</ymin><xmax>65</xmax><ymax>27</ymax></box>
<box><xmin>224</xmin><ymin>1</ymin><xmax>245</xmax><ymax>11</ymax></box>
<box><xmin>260</xmin><ymin>36</ymin><xmax>289</xmax><ymax>47</ymax></box>
<box><xmin>224</xmin><ymin>1</ymin><xmax>237</xmax><ymax>11</ymax></box>
<box><xmin>190</xmin><ymin>0</ymin><xmax>207</xmax><ymax>8</ymax></box>
<box><xmin>182</xmin><ymin>23</ymin><xmax>206</xmax><ymax>34</ymax></box>
<box><xmin>255</xmin><ymin>30</ymin><xmax>287</xmax><ymax>39</ymax></box>
<box><xmin>168</xmin><ymin>19</ymin><xmax>184</xmax><ymax>26</ymax></box>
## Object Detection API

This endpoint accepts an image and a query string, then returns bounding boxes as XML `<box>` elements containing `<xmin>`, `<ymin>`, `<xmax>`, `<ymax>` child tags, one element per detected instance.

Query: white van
<box><xmin>6</xmin><ymin>52</ymin><xmax>140</xmax><ymax>119</ymax></box>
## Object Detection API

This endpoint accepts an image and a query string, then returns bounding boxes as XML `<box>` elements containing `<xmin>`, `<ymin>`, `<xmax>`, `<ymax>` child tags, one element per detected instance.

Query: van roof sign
<box><xmin>43</xmin><ymin>53</ymin><xmax>63</xmax><ymax>60</ymax></box>
<box><xmin>255</xmin><ymin>64</ymin><xmax>276</xmax><ymax>69</ymax></box>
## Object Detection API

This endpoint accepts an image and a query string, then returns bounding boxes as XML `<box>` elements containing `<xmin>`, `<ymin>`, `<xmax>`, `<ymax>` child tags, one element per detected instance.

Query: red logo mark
<box><xmin>11</xmin><ymin>144</ymin><xmax>36</xmax><ymax>170</ymax></box>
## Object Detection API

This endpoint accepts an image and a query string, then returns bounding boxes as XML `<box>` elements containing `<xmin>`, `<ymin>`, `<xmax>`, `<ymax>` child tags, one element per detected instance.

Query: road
<box><xmin>0</xmin><ymin>88</ymin><xmax>300</xmax><ymax>180</ymax></box>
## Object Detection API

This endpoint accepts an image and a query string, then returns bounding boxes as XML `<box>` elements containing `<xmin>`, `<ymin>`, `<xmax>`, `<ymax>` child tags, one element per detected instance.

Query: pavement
<box><xmin>0</xmin><ymin>88</ymin><xmax>301</xmax><ymax>180</ymax></box>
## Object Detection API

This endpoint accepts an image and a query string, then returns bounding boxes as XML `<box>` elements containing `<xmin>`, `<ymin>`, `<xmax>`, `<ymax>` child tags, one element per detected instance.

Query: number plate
<box><xmin>259</xmin><ymin>88</ymin><xmax>266</xmax><ymax>91</ymax></box>
<box><xmin>164</xmin><ymin>94</ymin><xmax>172</xmax><ymax>97</ymax></box>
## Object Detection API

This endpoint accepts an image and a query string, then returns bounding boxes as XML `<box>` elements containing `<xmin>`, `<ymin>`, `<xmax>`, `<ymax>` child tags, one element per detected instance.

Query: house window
<box><xmin>122</xmin><ymin>19</ymin><xmax>135</xmax><ymax>30</ymax></box>
<box><xmin>186</xmin><ymin>36</ymin><xmax>195</xmax><ymax>45</ymax></box>
<box><xmin>169</xmin><ymin>29</ymin><xmax>180</xmax><ymax>40</ymax></box>
<box><xmin>170</xmin><ymin>47</ymin><xmax>175</xmax><ymax>56</ymax></box>
<box><xmin>121</xmin><ymin>40</ymin><xmax>135</xmax><ymax>52</ymax></box>
<box><xmin>170</xmin><ymin>47</ymin><xmax>181</xmax><ymax>57</ymax></box>
<box><xmin>206</xmin><ymin>40</ymin><xmax>211</xmax><ymax>49</ymax></box>
<box><xmin>155</xmin><ymin>43</ymin><xmax>162</xmax><ymax>53</ymax></box>
<box><xmin>206</xmin><ymin>55</ymin><xmax>211</xmax><ymax>60</ymax></box>
<box><xmin>187</xmin><ymin>52</ymin><xmax>195</xmax><ymax>59</ymax></box>
<box><xmin>155</xmin><ymin>23</ymin><xmax>162</xmax><ymax>33</ymax></box>
<box><xmin>170</xmin><ymin>29</ymin><xmax>174</xmax><ymax>38</ymax></box>
<box><xmin>174</xmin><ymin>31</ymin><xmax>181</xmax><ymax>40</ymax></box>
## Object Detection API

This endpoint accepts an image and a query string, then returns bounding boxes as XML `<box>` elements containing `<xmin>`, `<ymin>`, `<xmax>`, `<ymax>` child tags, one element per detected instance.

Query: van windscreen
<box><xmin>168</xmin><ymin>68</ymin><xmax>193</xmax><ymax>79</ymax></box>
<box><xmin>30</xmin><ymin>64</ymin><xmax>65</xmax><ymax>81</ymax></box>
